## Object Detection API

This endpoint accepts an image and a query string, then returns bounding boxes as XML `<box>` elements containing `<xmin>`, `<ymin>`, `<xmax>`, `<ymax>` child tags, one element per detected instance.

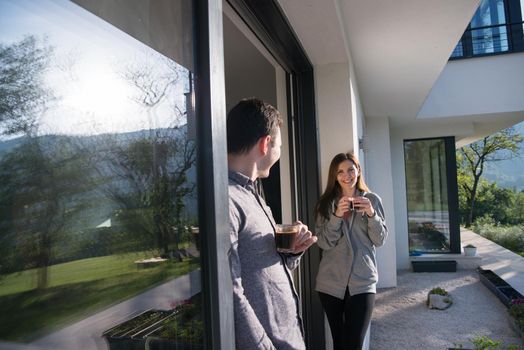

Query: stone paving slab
<box><xmin>461</xmin><ymin>228</ymin><xmax>524</xmax><ymax>296</ymax></box>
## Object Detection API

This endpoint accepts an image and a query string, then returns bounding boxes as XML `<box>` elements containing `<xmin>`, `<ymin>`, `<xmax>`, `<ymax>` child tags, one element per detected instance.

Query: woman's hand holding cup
<box><xmin>335</xmin><ymin>197</ymin><xmax>353</xmax><ymax>217</ymax></box>
<box><xmin>352</xmin><ymin>196</ymin><xmax>375</xmax><ymax>218</ymax></box>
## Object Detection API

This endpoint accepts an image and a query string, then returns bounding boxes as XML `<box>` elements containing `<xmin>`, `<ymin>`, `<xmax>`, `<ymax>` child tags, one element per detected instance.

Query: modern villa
<box><xmin>0</xmin><ymin>0</ymin><xmax>523</xmax><ymax>349</ymax></box>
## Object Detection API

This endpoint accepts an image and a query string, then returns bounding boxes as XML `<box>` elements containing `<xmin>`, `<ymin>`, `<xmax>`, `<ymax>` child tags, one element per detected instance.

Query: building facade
<box><xmin>1</xmin><ymin>0</ymin><xmax>523</xmax><ymax>349</ymax></box>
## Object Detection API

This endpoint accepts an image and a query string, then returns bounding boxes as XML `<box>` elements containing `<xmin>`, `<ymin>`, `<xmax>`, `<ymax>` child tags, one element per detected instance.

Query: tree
<box><xmin>457</xmin><ymin>127</ymin><xmax>523</xmax><ymax>227</ymax></box>
<box><xmin>513</xmin><ymin>190</ymin><xmax>524</xmax><ymax>224</ymax></box>
<box><xmin>468</xmin><ymin>180</ymin><xmax>516</xmax><ymax>224</ymax></box>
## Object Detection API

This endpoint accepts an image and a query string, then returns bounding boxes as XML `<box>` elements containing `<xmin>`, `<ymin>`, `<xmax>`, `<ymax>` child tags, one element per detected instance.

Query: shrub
<box><xmin>158</xmin><ymin>293</ymin><xmax>203</xmax><ymax>344</ymax></box>
<box><xmin>472</xmin><ymin>221</ymin><xmax>524</xmax><ymax>256</ymax></box>
<box><xmin>470</xmin><ymin>334</ymin><xmax>519</xmax><ymax>350</ymax></box>
<box><xmin>509</xmin><ymin>298</ymin><xmax>524</xmax><ymax>331</ymax></box>
<box><xmin>428</xmin><ymin>287</ymin><xmax>448</xmax><ymax>296</ymax></box>
<box><xmin>426</xmin><ymin>287</ymin><xmax>452</xmax><ymax>307</ymax></box>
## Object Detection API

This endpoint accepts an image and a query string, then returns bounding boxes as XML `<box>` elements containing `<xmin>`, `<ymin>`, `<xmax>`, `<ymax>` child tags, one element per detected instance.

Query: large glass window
<box><xmin>451</xmin><ymin>0</ymin><xmax>524</xmax><ymax>58</ymax></box>
<box><xmin>404</xmin><ymin>138</ymin><xmax>452</xmax><ymax>253</ymax></box>
<box><xmin>0</xmin><ymin>1</ymin><xmax>202</xmax><ymax>349</ymax></box>
<box><xmin>471</xmin><ymin>0</ymin><xmax>508</xmax><ymax>54</ymax></box>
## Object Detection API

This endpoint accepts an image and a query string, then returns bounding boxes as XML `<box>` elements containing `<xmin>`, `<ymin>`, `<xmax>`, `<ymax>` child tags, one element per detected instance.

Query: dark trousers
<box><xmin>318</xmin><ymin>289</ymin><xmax>375</xmax><ymax>350</ymax></box>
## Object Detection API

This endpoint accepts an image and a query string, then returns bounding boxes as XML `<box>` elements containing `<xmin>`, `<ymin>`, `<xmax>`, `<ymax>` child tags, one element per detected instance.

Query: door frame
<box><xmin>224</xmin><ymin>1</ymin><xmax>324</xmax><ymax>348</ymax></box>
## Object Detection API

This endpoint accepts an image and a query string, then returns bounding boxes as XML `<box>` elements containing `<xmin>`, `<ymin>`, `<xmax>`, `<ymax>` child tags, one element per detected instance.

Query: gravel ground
<box><xmin>370</xmin><ymin>270</ymin><xmax>522</xmax><ymax>350</ymax></box>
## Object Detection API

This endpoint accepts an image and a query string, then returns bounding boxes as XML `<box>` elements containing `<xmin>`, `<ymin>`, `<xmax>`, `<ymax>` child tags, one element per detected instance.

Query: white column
<box><xmin>363</xmin><ymin>117</ymin><xmax>397</xmax><ymax>288</ymax></box>
<box><xmin>315</xmin><ymin>62</ymin><xmax>355</xmax><ymax>190</ymax></box>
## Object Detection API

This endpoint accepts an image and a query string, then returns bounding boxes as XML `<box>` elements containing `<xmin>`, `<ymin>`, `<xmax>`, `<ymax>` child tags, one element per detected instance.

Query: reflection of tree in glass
<box><xmin>94</xmin><ymin>54</ymin><xmax>196</xmax><ymax>257</ymax></box>
<box><xmin>0</xmin><ymin>36</ymin><xmax>60</xmax><ymax>288</ymax></box>
<box><xmin>120</xmin><ymin>52</ymin><xmax>189</xmax><ymax>127</ymax></box>
<box><xmin>0</xmin><ymin>35</ymin><xmax>55</xmax><ymax>137</ymax></box>
<box><xmin>0</xmin><ymin>36</ymin><xmax>98</xmax><ymax>289</ymax></box>
<box><xmin>0</xmin><ymin>137</ymin><xmax>92</xmax><ymax>288</ymax></box>
<box><xmin>95</xmin><ymin>129</ymin><xmax>196</xmax><ymax>257</ymax></box>
<box><xmin>405</xmin><ymin>140</ymin><xmax>447</xmax><ymax>211</ymax></box>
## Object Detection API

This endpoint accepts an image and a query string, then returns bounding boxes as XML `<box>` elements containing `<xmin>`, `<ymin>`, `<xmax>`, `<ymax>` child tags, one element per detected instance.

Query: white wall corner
<box><xmin>314</xmin><ymin>62</ymin><xmax>354</xmax><ymax>189</ymax></box>
<box><xmin>390</xmin><ymin>129</ymin><xmax>411</xmax><ymax>270</ymax></box>
<box><xmin>364</xmin><ymin>117</ymin><xmax>397</xmax><ymax>288</ymax></box>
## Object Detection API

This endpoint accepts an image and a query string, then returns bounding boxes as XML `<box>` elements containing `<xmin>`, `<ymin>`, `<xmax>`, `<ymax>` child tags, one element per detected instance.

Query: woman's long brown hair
<box><xmin>315</xmin><ymin>152</ymin><xmax>370</xmax><ymax>222</ymax></box>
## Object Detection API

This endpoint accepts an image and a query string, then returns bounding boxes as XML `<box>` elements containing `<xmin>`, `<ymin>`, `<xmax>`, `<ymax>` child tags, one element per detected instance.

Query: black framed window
<box><xmin>451</xmin><ymin>0</ymin><xmax>524</xmax><ymax>58</ymax></box>
<box><xmin>404</xmin><ymin>137</ymin><xmax>460</xmax><ymax>254</ymax></box>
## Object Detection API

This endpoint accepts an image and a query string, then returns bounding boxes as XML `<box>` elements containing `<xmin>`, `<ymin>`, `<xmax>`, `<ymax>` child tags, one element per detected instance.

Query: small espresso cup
<box><xmin>348</xmin><ymin>197</ymin><xmax>354</xmax><ymax>211</ymax></box>
<box><xmin>275</xmin><ymin>223</ymin><xmax>300</xmax><ymax>253</ymax></box>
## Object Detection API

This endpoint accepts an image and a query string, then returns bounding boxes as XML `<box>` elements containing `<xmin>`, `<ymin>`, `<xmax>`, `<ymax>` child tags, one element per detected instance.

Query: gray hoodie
<box><xmin>229</xmin><ymin>171</ymin><xmax>305</xmax><ymax>350</ymax></box>
<box><xmin>315</xmin><ymin>191</ymin><xmax>388</xmax><ymax>298</ymax></box>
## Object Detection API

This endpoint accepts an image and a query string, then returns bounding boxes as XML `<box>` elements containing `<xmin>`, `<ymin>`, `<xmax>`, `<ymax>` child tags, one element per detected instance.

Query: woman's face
<box><xmin>336</xmin><ymin>159</ymin><xmax>358</xmax><ymax>190</ymax></box>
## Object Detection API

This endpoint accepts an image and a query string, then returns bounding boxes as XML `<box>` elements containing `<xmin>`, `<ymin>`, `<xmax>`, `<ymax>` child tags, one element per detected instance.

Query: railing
<box><xmin>451</xmin><ymin>21</ymin><xmax>524</xmax><ymax>59</ymax></box>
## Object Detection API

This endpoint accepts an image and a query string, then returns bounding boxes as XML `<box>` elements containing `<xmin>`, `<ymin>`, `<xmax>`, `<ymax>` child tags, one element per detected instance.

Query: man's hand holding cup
<box><xmin>275</xmin><ymin>221</ymin><xmax>317</xmax><ymax>254</ymax></box>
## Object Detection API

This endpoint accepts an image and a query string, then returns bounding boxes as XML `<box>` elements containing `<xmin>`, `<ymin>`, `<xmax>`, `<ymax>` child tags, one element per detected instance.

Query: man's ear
<box><xmin>258</xmin><ymin>135</ymin><xmax>271</xmax><ymax>155</ymax></box>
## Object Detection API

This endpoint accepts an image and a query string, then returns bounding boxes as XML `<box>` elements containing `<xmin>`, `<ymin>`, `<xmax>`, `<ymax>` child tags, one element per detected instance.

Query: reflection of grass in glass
<box><xmin>0</xmin><ymin>254</ymin><xmax>200</xmax><ymax>342</ymax></box>
<box><xmin>0</xmin><ymin>252</ymin><xmax>152</xmax><ymax>297</ymax></box>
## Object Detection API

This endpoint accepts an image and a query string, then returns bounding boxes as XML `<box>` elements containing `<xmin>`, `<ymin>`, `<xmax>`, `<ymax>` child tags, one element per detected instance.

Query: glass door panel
<box><xmin>0</xmin><ymin>1</ymin><xmax>202</xmax><ymax>348</ymax></box>
<box><xmin>404</xmin><ymin>138</ymin><xmax>451</xmax><ymax>253</ymax></box>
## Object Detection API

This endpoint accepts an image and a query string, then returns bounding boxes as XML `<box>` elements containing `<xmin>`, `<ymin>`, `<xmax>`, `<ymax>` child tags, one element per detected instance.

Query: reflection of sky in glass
<box><xmin>522</xmin><ymin>0</ymin><xmax>524</xmax><ymax>24</ymax></box>
<box><xmin>0</xmin><ymin>0</ymin><xmax>188</xmax><ymax>137</ymax></box>
<box><xmin>471</xmin><ymin>0</ymin><xmax>506</xmax><ymax>27</ymax></box>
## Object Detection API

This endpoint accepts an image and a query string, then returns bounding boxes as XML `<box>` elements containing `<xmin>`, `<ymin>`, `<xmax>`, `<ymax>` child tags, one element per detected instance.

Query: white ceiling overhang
<box><xmin>278</xmin><ymin>0</ymin><xmax>480</xmax><ymax>121</ymax></box>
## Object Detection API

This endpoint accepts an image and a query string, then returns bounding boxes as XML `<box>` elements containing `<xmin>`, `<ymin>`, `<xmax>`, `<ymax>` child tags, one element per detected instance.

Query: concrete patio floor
<box><xmin>371</xmin><ymin>229</ymin><xmax>524</xmax><ymax>350</ymax></box>
<box><xmin>371</xmin><ymin>269</ymin><xmax>521</xmax><ymax>349</ymax></box>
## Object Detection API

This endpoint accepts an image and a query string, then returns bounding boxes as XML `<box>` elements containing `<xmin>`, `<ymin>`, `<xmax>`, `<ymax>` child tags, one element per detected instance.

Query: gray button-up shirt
<box><xmin>228</xmin><ymin>171</ymin><xmax>305</xmax><ymax>350</ymax></box>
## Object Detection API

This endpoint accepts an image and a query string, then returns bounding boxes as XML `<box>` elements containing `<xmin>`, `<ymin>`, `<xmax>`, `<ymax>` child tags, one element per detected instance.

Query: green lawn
<box><xmin>0</xmin><ymin>253</ymin><xmax>200</xmax><ymax>342</ymax></box>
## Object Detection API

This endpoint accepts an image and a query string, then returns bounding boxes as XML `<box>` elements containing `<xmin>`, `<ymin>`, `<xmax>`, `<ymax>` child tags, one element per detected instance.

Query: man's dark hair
<box><xmin>227</xmin><ymin>98</ymin><xmax>282</xmax><ymax>155</ymax></box>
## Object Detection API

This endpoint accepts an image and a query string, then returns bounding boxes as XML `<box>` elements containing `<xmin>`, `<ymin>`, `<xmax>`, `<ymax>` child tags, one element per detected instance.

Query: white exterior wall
<box><xmin>315</xmin><ymin>62</ymin><xmax>355</xmax><ymax>181</ymax></box>
<box><xmin>364</xmin><ymin>118</ymin><xmax>397</xmax><ymax>286</ymax></box>
<box><xmin>419</xmin><ymin>52</ymin><xmax>524</xmax><ymax>118</ymax></box>
<box><xmin>276</xmin><ymin>66</ymin><xmax>294</xmax><ymax>224</ymax></box>
<box><xmin>315</xmin><ymin>60</ymin><xmax>398</xmax><ymax>284</ymax></box>
<box><xmin>314</xmin><ymin>61</ymin><xmax>365</xmax><ymax>350</ymax></box>
<box><xmin>390</xmin><ymin>129</ymin><xmax>411</xmax><ymax>269</ymax></box>
<box><xmin>315</xmin><ymin>61</ymin><xmax>398</xmax><ymax>350</ymax></box>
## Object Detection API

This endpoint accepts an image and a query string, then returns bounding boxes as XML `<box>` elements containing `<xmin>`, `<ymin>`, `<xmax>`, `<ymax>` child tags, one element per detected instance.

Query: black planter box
<box><xmin>146</xmin><ymin>337</ymin><xmax>203</xmax><ymax>350</ymax></box>
<box><xmin>478</xmin><ymin>269</ymin><xmax>524</xmax><ymax>308</ymax></box>
<box><xmin>103</xmin><ymin>293</ymin><xmax>203</xmax><ymax>350</ymax></box>
<box><xmin>411</xmin><ymin>260</ymin><xmax>457</xmax><ymax>272</ymax></box>
<box><xmin>102</xmin><ymin>310</ymin><xmax>175</xmax><ymax>350</ymax></box>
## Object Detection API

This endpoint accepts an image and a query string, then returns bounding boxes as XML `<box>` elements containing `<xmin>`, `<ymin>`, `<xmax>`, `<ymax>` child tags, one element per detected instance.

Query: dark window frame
<box><xmin>221</xmin><ymin>0</ymin><xmax>324</xmax><ymax>349</ymax></box>
<box><xmin>194</xmin><ymin>1</ymin><xmax>234</xmax><ymax>349</ymax></box>
<box><xmin>450</xmin><ymin>0</ymin><xmax>524</xmax><ymax>59</ymax></box>
<box><xmin>403</xmin><ymin>136</ymin><xmax>461</xmax><ymax>254</ymax></box>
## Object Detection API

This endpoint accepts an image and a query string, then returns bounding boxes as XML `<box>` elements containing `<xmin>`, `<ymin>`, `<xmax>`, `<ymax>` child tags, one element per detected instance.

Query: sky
<box><xmin>0</xmin><ymin>0</ymin><xmax>190</xmax><ymax>137</ymax></box>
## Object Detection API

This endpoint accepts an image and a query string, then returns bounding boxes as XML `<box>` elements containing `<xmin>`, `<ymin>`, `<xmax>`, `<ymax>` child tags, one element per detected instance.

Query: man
<box><xmin>227</xmin><ymin>98</ymin><xmax>318</xmax><ymax>349</ymax></box>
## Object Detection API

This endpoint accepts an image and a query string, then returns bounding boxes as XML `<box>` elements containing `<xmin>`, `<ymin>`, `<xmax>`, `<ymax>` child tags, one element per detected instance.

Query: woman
<box><xmin>315</xmin><ymin>152</ymin><xmax>388</xmax><ymax>350</ymax></box>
